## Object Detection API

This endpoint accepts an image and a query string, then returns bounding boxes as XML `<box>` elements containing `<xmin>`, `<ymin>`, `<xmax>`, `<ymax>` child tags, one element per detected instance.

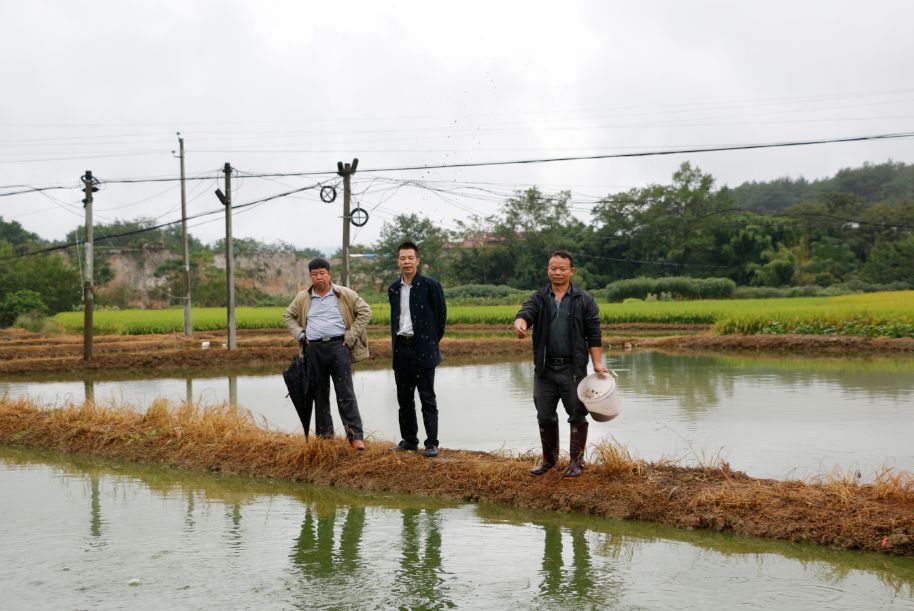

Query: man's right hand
<box><xmin>513</xmin><ymin>318</ymin><xmax>528</xmax><ymax>339</ymax></box>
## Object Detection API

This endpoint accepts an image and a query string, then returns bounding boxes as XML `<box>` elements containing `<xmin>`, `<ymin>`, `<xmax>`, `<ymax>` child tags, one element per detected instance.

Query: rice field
<box><xmin>51</xmin><ymin>291</ymin><xmax>914</xmax><ymax>337</ymax></box>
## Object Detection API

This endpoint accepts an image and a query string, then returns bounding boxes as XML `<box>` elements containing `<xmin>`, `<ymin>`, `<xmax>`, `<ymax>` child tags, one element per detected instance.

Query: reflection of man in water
<box><xmin>514</xmin><ymin>250</ymin><xmax>607</xmax><ymax>477</ymax></box>
<box><xmin>290</xmin><ymin>505</ymin><xmax>365</xmax><ymax>578</ymax></box>
<box><xmin>390</xmin><ymin>508</ymin><xmax>452</xmax><ymax>609</ymax></box>
<box><xmin>540</xmin><ymin>524</ymin><xmax>595</xmax><ymax>601</ymax></box>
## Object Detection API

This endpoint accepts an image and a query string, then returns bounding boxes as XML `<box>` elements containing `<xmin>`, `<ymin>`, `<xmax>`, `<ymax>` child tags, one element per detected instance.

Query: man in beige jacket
<box><xmin>283</xmin><ymin>257</ymin><xmax>372</xmax><ymax>448</ymax></box>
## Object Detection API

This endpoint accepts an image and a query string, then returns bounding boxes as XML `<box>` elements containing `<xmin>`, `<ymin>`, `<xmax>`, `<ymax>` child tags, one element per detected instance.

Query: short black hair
<box><xmin>549</xmin><ymin>250</ymin><xmax>574</xmax><ymax>267</ymax></box>
<box><xmin>308</xmin><ymin>257</ymin><xmax>331</xmax><ymax>272</ymax></box>
<box><xmin>397</xmin><ymin>241</ymin><xmax>419</xmax><ymax>256</ymax></box>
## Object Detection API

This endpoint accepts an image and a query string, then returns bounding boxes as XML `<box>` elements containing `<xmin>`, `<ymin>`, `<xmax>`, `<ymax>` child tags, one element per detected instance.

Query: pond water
<box><xmin>2</xmin><ymin>447</ymin><xmax>913</xmax><ymax>610</ymax></box>
<box><xmin>2</xmin><ymin>351</ymin><xmax>914</xmax><ymax>481</ymax></box>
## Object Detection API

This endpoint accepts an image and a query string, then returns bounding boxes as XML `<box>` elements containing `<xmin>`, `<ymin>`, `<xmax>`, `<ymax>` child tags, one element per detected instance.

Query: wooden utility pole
<box><xmin>177</xmin><ymin>133</ymin><xmax>192</xmax><ymax>337</ymax></box>
<box><xmin>81</xmin><ymin>171</ymin><xmax>96</xmax><ymax>361</ymax></box>
<box><xmin>215</xmin><ymin>163</ymin><xmax>236</xmax><ymax>350</ymax></box>
<box><xmin>336</xmin><ymin>158</ymin><xmax>358</xmax><ymax>287</ymax></box>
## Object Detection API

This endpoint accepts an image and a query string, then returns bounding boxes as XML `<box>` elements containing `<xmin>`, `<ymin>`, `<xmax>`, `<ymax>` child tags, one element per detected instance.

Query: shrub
<box><xmin>444</xmin><ymin>284</ymin><xmax>529</xmax><ymax>305</ymax></box>
<box><xmin>604</xmin><ymin>276</ymin><xmax>735</xmax><ymax>302</ymax></box>
<box><xmin>0</xmin><ymin>289</ymin><xmax>47</xmax><ymax>327</ymax></box>
<box><xmin>13</xmin><ymin>311</ymin><xmax>63</xmax><ymax>333</ymax></box>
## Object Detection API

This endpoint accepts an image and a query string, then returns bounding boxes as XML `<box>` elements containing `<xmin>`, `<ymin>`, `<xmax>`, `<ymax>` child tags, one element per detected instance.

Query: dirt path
<box><xmin>2</xmin><ymin>325</ymin><xmax>912</xmax><ymax>376</ymax></box>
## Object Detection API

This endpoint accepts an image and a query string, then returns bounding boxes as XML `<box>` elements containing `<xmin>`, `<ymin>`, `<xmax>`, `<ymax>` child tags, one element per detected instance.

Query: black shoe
<box><xmin>423</xmin><ymin>446</ymin><xmax>438</xmax><ymax>458</ymax></box>
<box><xmin>390</xmin><ymin>441</ymin><xmax>418</xmax><ymax>452</ymax></box>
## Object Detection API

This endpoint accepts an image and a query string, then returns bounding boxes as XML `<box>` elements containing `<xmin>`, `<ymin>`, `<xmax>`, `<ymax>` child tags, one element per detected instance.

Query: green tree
<box><xmin>747</xmin><ymin>245</ymin><xmax>796</xmax><ymax>287</ymax></box>
<box><xmin>492</xmin><ymin>188</ymin><xmax>585</xmax><ymax>288</ymax></box>
<box><xmin>0</xmin><ymin>217</ymin><xmax>43</xmax><ymax>249</ymax></box>
<box><xmin>861</xmin><ymin>235</ymin><xmax>914</xmax><ymax>284</ymax></box>
<box><xmin>373</xmin><ymin>213</ymin><xmax>449</xmax><ymax>280</ymax></box>
<box><xmin>0</xmin><ymin>241</ymin><xmax>82</xmax><ymax>315</ymax></box>
<box><xmin>591</xmin><ymin>163</ymin><xmax>742</xmax><ymax>284</ymax></box>
<box><xmin>0</xmin><ymin>289</ymin><xmax>47</xmax><ymax>327</ymax></box>
<box><xmin>66</xmin><ymin>218</ymin><xmax>206</xmax><ymax>252</ymax></box>
<box><xmin>800</xmin><ymin>236</ymin><xmax>860</xmax><ymax>286</ymax></box>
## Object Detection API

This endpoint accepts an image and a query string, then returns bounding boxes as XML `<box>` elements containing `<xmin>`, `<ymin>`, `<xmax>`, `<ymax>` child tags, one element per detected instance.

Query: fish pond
<box><xmin>2</xmin><ymin>446</ymin><xmax>913</xmax><ymax>610</ymax></box>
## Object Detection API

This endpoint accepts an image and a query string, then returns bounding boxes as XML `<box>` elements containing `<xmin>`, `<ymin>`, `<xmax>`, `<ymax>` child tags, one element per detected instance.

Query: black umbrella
<box><xmin>283</xmin><ymin>351</ymin><xmax>313</xmax><ymax>437</ymax></box>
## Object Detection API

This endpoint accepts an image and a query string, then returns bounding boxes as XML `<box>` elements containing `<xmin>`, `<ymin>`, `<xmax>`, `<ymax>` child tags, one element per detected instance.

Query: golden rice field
<box><xmin>51</xmin><ymin>291</ymin><xmax>914</xmax><ymax>338</ymax></box>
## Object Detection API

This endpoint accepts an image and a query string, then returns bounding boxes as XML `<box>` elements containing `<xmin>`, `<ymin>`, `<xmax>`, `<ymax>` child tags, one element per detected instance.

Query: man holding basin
<box><xmin>513</xmin><ymin>250</ymin><xmax>608</xmax><ymax>478</ymax></box>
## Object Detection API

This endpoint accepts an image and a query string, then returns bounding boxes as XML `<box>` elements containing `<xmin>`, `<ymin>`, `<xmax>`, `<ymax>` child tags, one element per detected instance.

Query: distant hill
<box><xmin>730</xmin><ymin>160</ymin><xmax>914</xmax><ymax>212</ymax></box>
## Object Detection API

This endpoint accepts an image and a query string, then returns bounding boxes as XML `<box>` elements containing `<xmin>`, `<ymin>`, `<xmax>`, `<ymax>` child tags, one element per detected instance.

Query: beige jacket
<box><xmin>283</xmin><ymin>283</ymin><xmax>372</xmax><ymax>362</ymax></box>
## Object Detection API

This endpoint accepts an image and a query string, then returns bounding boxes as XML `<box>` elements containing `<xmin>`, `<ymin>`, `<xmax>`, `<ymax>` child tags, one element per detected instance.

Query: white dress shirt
<box><xmin>398</xmin><ymin>279</ymin><xmax>414</xmax><ymax>336</ymax></box>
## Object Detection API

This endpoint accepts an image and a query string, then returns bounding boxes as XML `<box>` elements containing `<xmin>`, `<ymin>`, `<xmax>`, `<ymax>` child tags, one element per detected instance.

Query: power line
<box><xmin>1</xmin><ymin>181</ymin><xmax>328</xmax><ymax>260</ymax></box>
<box><xmin>3</xmin><ymin>130</ymin><xmax>913</xmax><ymax>195</ymax></box>
<box><xmin>356</xmin><ymin>132</ymin><xmax>914</xmax><ymax>173</ymax></box>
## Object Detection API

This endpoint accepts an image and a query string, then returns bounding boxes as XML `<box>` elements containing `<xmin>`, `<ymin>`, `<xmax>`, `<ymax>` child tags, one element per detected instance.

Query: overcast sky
<box><xmin>3</xmin><ymin>0</ymin><xmax>914</xmax><ymax>254</ymax></box>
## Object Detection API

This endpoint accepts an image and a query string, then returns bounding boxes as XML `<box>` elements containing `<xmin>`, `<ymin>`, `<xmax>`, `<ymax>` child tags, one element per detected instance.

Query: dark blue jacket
<box><xmin>515</xmin><ymin>283</ymin><xmax>601</xmax><ymax>379</ymax></box>
<box><xmin>388</xmin><ymin>273</ymin><xmax>447</xmax><ymax>368</ymax></box>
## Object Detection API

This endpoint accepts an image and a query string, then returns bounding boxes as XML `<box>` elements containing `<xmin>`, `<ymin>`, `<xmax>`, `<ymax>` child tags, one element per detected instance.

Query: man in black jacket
<box><xmin>388</xmin><ymin>241</ymin><xmax>448</xmax><ymax>457</ymax></box>
<box><xmin>514</xmin><ymin>250</ymin><xmax>608</xmax><ymax>477</ymax></box>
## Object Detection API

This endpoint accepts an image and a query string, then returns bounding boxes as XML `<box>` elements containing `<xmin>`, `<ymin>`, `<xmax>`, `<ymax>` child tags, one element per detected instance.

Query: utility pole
<box><xmin>176</xmin><ymin>133</ymin><xmax>192</xmax><ymax>337</ymax></box>
<box><xmin>81</xmin><ymin>171</ymin><xmax>97</xmax><ymax>361</ymax></box>
<box><xmin>215</xmin><ymin>163</ymin><xmax>236</xmax><ymax>350</ymax></box>
<box><xmin>336</xmin><ymin>157</ymin><xmax>358</xmax><ymax>287</ymax></box>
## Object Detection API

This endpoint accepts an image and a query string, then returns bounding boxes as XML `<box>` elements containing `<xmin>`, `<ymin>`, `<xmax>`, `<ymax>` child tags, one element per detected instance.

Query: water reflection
<box><xmin>390</xmin><ymin>509</ymin><xmax>453</xmax><ymax>610</ymax></box>
<box><xmin>89</xmin><ymin>475</ymin><xmax>103</xmax><ymax>541</ymax></box>
<box><xmin>291</xmin><ymin>505</ymin><xmax>365</xmax><ymax>578</ymax></box>
<box><xmin>540</xmin><ymin>525</ymin><xmax>594</xmax><ymax>605</ymax></box>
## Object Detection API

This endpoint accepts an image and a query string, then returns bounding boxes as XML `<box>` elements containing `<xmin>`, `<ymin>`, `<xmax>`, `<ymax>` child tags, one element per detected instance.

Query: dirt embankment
<box><xmin>1</xmin><ymin>397</ymin><xmax>912</xmax><ymax>556</ymax></box>
<box><xmin>626</xmin><ymin>333</ymin><xmax>914</xmax><ymax>354</ymax></box>
<box><xmin>0</xmin><ymin>327</ymin><xmax>530</xmax><ymax>375</ymax></box>
<box><xmin>2</xmin><ymin>325</ymin><xmax>913</xmax><ymax>376</ymax></box>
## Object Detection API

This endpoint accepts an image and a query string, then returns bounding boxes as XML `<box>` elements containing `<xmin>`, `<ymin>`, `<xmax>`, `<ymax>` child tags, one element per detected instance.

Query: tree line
<box><xmin>2</xmin><ymin>160</ymin><xmax>913</xmax><ymax>325</ymax></box>
<box><xmin>360</xmin><ymin>161</ymin><xmax>914</xmax><ymax>293</ymax></box>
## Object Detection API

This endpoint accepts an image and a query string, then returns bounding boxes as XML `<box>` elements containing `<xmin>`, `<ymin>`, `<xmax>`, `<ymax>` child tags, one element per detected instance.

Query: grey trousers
<box><xmin>307</xmin><ymin>339</ymin><xmax>364</xmax><ymax>441</ymax></box>
<box><xmin>533</xmin><ymin>363</ymin><xmax>589</xmax><ymax>426</ymax></box>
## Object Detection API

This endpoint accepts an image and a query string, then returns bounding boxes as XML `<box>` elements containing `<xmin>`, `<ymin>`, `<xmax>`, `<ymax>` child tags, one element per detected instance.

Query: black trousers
<box><xmin>533</xmin><ymin>363</ymin><xmax>589</xmax><ymax>426</ymax></box>
<box><xmin>307</xmin><ymin>339</ymin><xmax>364</xmax><ymax>441</ymax></box>
<box><xmin>393</xmin><ymin>339</ymin><xmax>439</xmax><ymax>448</ymax></box>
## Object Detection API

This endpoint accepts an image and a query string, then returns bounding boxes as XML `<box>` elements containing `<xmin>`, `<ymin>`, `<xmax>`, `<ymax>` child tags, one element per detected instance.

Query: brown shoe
<box><xmin>351</xmin><ymin>439</ymin><xmax>365</xmax><ymax>451</ymax></box>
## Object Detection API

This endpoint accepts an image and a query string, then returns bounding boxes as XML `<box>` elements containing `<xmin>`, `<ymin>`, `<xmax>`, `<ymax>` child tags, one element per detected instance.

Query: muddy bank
<box><xmin>0</xmin><ymin>329</ymin><xmax>528</xmax><ymax>375</ymax></box>
<box><xmin>1</xmin><ymin>397</ymin><xmax>912</xmax><ymax>556</ymax></box>
<box><xmin>626</xmin><ymin>334</ymin><xmax>914</xmax><ymax>354</ymax></box>
<box><xmin>2</xmin><ymin>326</ymin><xmax>914</xmax><ymax>376</ymax></box>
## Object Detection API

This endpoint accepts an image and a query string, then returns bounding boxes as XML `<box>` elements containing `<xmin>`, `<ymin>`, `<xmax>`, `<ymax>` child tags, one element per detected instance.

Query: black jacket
<box><xmin>514</xmin><ymin>283</ymin><xmax>602</xmax><ymax>378</ymax></box>
<box><xmin>388</xmin><ymin>273</ymin><xmax>447</xmax><ymax>368</ymax></box>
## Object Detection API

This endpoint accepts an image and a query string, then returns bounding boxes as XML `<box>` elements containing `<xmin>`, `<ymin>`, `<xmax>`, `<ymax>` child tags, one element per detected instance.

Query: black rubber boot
<box><xmin>563</xmin><ymin>422</ymin><xmax>588</xmax><ymax>478</ymax></box>
<box><xmin>531</xmin><ymin>423</ymin><xmax>560</xmax><ymax>475</ymax></box>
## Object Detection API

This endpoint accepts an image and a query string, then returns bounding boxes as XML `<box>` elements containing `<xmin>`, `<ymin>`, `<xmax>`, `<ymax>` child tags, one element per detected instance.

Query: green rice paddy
<box><xmin>51</xmin><ymin>291</ymin><xmax>914</xmax><ymax>338</ymax></box>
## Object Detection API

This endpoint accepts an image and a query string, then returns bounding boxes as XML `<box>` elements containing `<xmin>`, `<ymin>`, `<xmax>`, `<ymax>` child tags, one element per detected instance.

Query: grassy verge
<box><xmin>50</xmin><ymin>291</ymin><xmax>914</xmax><ymax>337</ymax></box>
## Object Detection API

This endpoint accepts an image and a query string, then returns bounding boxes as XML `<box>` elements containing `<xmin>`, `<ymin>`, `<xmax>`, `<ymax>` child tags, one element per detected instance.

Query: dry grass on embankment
<box><xmin>3</xmin><ymin>325</ymin><xmax>914</xmax><ymax>376</ymax></box>
<box><xmin>2</xmin><ymin>396</ymin><xmax>913</xmax><ymax>556</ymax></box>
